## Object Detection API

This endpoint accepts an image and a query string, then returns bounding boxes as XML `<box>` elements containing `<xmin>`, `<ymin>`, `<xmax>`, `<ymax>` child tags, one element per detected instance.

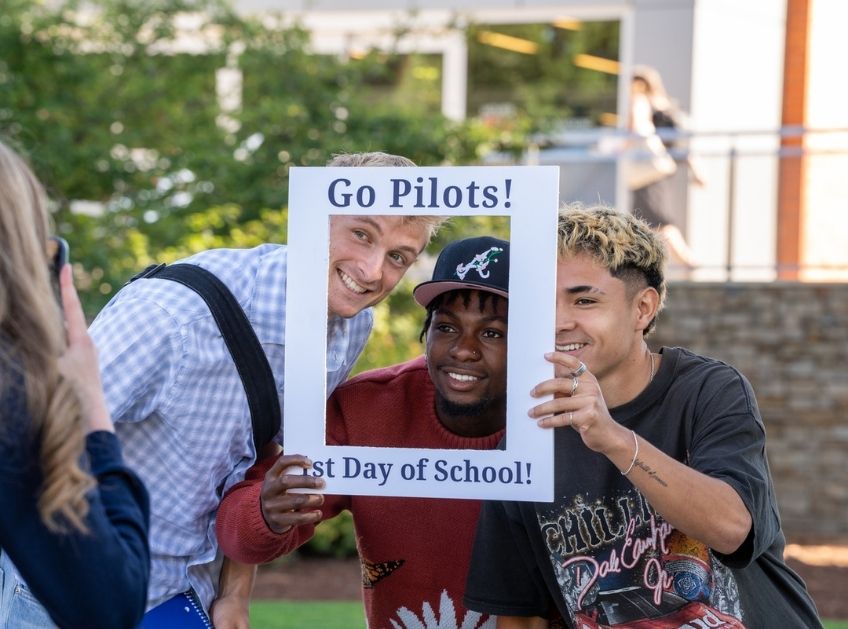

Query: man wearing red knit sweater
<box><xmin>216</xmin><ymin>236</ymin><xmax>510</xmax><ymax>629</ymax></box>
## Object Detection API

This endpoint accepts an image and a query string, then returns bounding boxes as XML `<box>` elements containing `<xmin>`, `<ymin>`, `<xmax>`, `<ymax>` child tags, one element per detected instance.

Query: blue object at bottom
<box><xmin>138</xmin><ymin>591</ymin><xmax>212</xmax><ymax>629</ymax></box>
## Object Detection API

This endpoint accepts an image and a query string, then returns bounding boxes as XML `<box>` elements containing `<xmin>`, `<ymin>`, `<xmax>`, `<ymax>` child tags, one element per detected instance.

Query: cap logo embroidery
<box><xmin>455</xmin><ymin>246</ymin><xmax>503</xmax><ymax>280</ymax></box>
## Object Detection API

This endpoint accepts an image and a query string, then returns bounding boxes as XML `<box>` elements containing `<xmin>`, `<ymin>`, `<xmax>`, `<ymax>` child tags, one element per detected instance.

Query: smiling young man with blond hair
<box><xmin>88</xmin><ymin>152</ymin><xmax>444</xmax><ymax>625</ymax></box>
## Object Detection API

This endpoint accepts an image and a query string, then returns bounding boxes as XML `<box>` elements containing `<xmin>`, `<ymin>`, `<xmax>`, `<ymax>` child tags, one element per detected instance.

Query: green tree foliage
<box><xmin>298</xmin><ymin>511</ymin><xmax>358</xmax><ymax>559</ymax></box>
<box><xmin>0</xmin><ymin>0</ymin><xmax>498</xmax><ymax>313</ymax></box>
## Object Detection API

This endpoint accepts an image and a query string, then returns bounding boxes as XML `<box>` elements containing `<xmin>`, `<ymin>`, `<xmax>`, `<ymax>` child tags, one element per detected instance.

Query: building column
<box><xmin>776</xmin><ymin>0</ymin><xmax>810</xmax><ymax>280</ymax></box>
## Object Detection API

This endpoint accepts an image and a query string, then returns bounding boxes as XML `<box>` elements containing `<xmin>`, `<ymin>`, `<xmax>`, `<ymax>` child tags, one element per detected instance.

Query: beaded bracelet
<box><xmin>621</xmin><ymin>430</ymin><xmax>639</xmax><ymax>476</ymax></box>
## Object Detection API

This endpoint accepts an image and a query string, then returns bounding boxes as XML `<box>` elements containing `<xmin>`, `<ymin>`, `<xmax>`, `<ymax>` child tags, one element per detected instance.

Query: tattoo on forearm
<box><xmin>634</xmin><ymin>459</ymin><xmax>668</xmax><ymax>487</ymax></box>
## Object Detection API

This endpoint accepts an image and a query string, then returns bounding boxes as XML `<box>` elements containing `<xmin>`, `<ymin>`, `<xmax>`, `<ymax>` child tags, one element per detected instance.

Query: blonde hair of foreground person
<box><xmin>0</xmin><ymin>140</ymin><xmax>94</xmax><ymax>532</ymax></box>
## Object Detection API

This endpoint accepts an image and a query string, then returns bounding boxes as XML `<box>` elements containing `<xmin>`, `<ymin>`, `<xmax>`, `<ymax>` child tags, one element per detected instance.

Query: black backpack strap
<box><xmin>132</xmin><ymin>263</ymin><xmax>281</xmax><ymax>453</ymax></box>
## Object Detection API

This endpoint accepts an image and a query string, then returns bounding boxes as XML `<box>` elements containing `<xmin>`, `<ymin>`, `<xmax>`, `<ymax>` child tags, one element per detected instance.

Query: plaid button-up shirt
<box><xmin>89</xmin><ymin>244</ymin><xmax>372</xmax><ymax>611</ymax></box>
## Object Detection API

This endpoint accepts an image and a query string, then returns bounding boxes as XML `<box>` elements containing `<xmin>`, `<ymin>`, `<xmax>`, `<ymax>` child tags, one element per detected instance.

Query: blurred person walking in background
<box><xmin>0</xmin><ymin>139</ymin><xmax>150</xmax><ymax>629</ymax></box>
<box><xmin>629</xmin><ymin>65</ymin><xmax>705</xmax><ymax>273</ymax></box>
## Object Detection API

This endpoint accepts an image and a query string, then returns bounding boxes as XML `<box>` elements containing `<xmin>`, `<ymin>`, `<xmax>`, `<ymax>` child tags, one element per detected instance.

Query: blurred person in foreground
<box><xmin>464</xmin><ymin>204</ymin><xmax>821</xmax><ymax>628</ymax></box>
<box><xmin>0</xmin><ymin>139</ymin><xmax>150</xmax><ymax>628</ymax></box>
<box><xmin>216</xmin><ymin>237</ymin><xmax>511</xmax><ymax>628</ymax></box>
<box><xmin>87</xmin><ymin>151</ymin><xmax>444</xmax><ymax>625</ymax></box>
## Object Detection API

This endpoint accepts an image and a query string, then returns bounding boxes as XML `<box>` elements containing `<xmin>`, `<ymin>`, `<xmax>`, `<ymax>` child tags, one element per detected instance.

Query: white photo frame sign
<box><xmin>284</xmin><ymin>165</ymin><xmax>559</xmax><ymax>501</ymax></box>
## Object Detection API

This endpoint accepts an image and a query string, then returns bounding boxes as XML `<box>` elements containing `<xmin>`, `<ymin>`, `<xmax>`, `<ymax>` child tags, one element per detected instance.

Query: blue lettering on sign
<box><xmin>328</xmin><ymin>178</ymin><xmax>375</xmax><ymax>208</ymax></box>
<box><xmin>433</xmin><ymin>459</ymin><xmax>531</xmax><ymax>484</ymax></box>
<box><xmin>388</xmin><ymin>177</ymin><xmax>512</xmax><ymax>209</ymax></box>
<box><xmin>343</xmin><ymin>457</ymin><xmax>393</xmax><ymax>486</ymax></box>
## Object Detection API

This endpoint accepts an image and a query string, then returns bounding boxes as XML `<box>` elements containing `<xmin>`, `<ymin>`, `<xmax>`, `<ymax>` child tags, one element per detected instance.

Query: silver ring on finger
<box><xmin>570</xmin><ymin>361</ymin><xmax>587</xmax><ymax>378</ymax></box>
<box><xmin>568</xmin><ymin>412</ymin><xmax>574</xmax><ymax>427</ymax></box>
<box><xmin>571</xmin><ymin>376</ymin><xmax>579</xmax><ymax>396</ymax></box>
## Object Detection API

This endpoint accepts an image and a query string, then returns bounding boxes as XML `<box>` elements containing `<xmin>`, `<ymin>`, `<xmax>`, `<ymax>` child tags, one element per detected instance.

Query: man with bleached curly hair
<box><xmin>464</xmin><ymin>204</ymin><xmax>821</xmax><ymax>629</ymax></box>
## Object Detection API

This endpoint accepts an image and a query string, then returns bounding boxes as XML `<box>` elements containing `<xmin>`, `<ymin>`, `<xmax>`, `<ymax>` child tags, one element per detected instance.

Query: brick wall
<box><xmin>648</xmin><ymin>282</ymin><xmax>848</xmax><ymax>541</ymax></box>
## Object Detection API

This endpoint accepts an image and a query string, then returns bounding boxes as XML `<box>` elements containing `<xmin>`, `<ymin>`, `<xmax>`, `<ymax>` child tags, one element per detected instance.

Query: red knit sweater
<box><xmin>216</xmin><ymin>356</ymin><xmax>503</xmax><ymax>629</ymax></box>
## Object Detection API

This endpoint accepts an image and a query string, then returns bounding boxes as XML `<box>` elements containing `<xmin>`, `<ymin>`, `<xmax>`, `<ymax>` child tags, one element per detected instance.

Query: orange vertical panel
<box><xmin>777</xmin><ymin>0</ymin><xmax>810</xmax><ymax>280</ymax></box>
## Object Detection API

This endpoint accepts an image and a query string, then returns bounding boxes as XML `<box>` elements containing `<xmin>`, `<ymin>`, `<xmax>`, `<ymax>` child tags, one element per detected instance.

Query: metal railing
<box><xmin>492</xmin><ymin>125</ymin><xmax>848</xmax><ymax>282</ymax></box>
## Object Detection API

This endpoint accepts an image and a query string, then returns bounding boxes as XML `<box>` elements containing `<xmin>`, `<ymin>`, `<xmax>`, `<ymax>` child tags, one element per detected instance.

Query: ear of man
<box><xmin>633</xmin><ymin>285</ymin><xmax>661</xmax><ymax>334</ymax></box>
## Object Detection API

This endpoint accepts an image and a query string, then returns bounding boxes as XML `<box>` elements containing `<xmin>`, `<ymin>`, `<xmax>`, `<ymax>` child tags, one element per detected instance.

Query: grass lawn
<box><xmin>250</xmin><ymin>600</ymin><xmax>365</xmax><ymax>629</ymax></box>
<box><xmin>250</xmin><ymin>601</ymin><xmax>846</xmax><ymax>629</ymax></box>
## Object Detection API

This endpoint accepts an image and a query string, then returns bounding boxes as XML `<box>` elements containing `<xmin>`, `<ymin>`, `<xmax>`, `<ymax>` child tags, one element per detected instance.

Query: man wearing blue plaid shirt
<box><xmin>88</xmin><ymin>152</ymin><xmax>443</xmax><ymax>624</ymax></box>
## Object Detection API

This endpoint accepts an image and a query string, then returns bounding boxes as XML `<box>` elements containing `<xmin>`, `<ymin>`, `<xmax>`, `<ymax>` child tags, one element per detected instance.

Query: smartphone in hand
<box><xmin>47</xmin><ymin>236</ymin><xmax>69</xmax><ymax>303</ymax></box>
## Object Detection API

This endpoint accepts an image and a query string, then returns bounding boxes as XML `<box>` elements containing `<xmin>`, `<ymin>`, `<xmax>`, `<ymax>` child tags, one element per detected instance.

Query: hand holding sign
<box><xmin>260</xmin><ymin>454</ymin><xmax>325</xmax><ymax>534</ymax></box>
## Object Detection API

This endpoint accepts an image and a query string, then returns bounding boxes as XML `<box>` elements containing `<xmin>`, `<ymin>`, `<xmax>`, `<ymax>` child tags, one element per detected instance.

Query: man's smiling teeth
<box><xmin>556</xmin><ymin>342</ymin><xmax>586</xmax><ymax>352</ymax></box>
<box><xmin>339</xmin><ymin>270</ymin><xmax>366</xmax><ymax>294</ymax></box>
<box><xmin>448</xmin><ymin>372</ymin><xmax>479</xmax><ymax>382</ymax></box>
